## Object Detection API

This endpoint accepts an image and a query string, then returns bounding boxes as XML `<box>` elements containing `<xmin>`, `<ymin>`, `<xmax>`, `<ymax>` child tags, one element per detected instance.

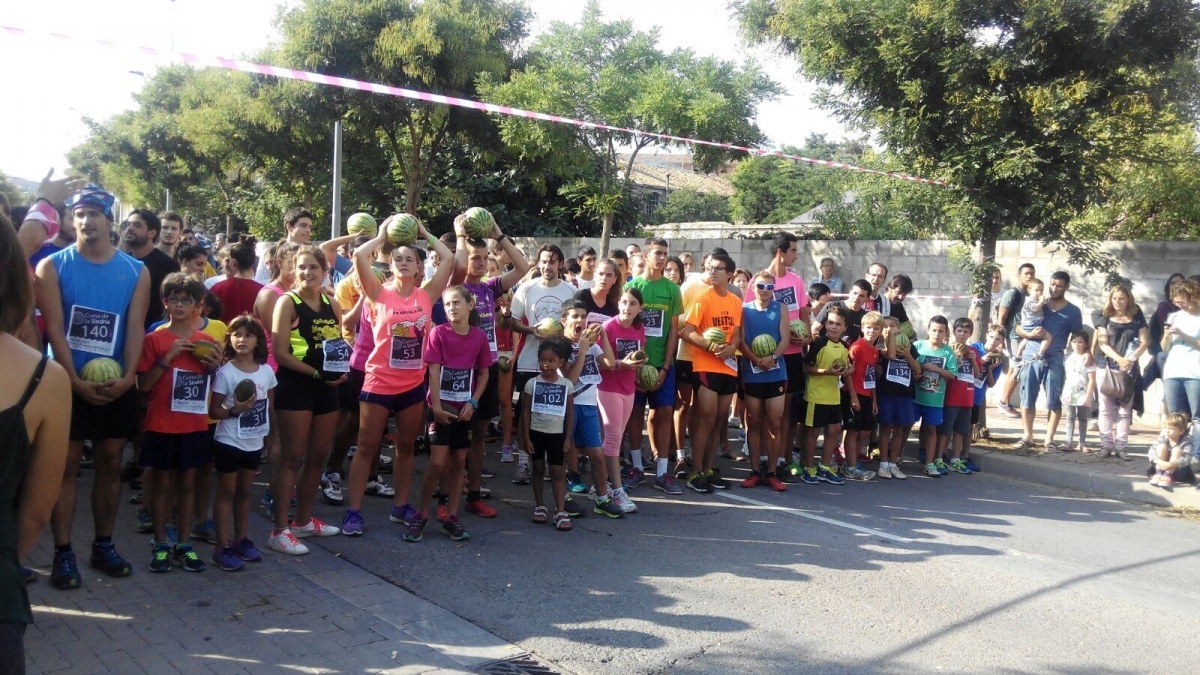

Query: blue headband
<box><xmin>65</xmin><ymin>184</ymin><xmax>116</xmax><ymax>220</ymax></box>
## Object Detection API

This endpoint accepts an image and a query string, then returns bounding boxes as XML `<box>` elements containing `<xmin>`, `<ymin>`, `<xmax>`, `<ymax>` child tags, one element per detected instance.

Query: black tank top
<box><xmin>0</xmin><ymin>357</ymin><xmax>47</xmax><ymax>625</ymax></box>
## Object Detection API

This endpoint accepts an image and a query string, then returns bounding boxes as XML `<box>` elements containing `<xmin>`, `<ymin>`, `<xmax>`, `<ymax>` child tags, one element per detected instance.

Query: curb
<box><xmin>971</xmin><ymin>448</ymin><xmax>1200</xmax><ymax>508</ymax></box>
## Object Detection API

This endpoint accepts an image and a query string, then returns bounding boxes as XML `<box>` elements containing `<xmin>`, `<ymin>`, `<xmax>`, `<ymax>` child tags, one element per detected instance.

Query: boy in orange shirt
<box><xmin>843</xmin><ymin>311</ymin><xmax>883</xmax><ymax>481</ymax></box>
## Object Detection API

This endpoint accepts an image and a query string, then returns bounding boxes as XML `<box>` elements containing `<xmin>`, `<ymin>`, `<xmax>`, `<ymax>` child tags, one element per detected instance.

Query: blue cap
<box><xmin>64</xmin><ymin>184</ymin><xmax>116</xmax><ymax>221</ymax></box>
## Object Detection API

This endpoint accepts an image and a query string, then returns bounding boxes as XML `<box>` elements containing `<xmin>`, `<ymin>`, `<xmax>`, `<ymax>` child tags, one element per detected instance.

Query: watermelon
<box><xmin>386</xmin><ymin>213</ymin><xmax>420</xmax><ymax>246</ymax></box>
<box><xmin>346</xmin><ymin>212</ymin><xmax>377</xmax><ymax>236</ymax></box>
<box><xmin>630</xmin><ymin>350</ymin><xmax>647</xmax><ymax>362</ymax></box>
<box><xmin>894</xmin><ymin>333</ymin><xmax>910</xmax><ymax>350</ymax></box>
<box><xmin>463</xmin><ymin>207</ymin><xmax>494</xmax><ymax>239</ymax></box>
<box><xmin>751</xmin><ymin>334</ymin><xmax>777</xmax><ymax>359</ymax></box>
<box><xmin>192</xmin><ymin>340</ymin><xmax>220</xmax><ymax>361</ymax></box>
<box><xmin>80</xmin><ymin>357</ymin><xmax>122</xmax><ymax>383</ymax></box>
<box><xmin>702</xmin><ymin>327</ymin><xmax>726</xmax><ymax>345</ymax></box>
<box><xmin>497</xmin><ymin>355</ymin><xmax>512</xmax><ymax>372</ymax></box>
<box><xmin>789</xmin><ymin>319</ymin><xmax>810</xmax><ymax>340</ymax></box>
<box><xmin>636</xmin><ymin>365</ymin><xmax>659</xmax><ymax>390</ymax></box>
<box><xmin>832</xmin><ymin>356</ymin><xmax>849</xmax><ymax>371</ymax></box>
<box><xmin>234</xmin><ymin>379</ymin><xmax>257</xmax><ymax>403</ymax></box>
<box><xmin>536</xmin><ymin>317</ymin><xmax>563</xmax><ymax>338</ymax></box>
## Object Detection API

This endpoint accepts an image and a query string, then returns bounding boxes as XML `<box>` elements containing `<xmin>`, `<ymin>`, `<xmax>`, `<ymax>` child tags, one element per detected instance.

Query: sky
<box><xmin>0</xmin><ymin>0</ymin><xmax>848</xmax><ymax>184</ymax></box>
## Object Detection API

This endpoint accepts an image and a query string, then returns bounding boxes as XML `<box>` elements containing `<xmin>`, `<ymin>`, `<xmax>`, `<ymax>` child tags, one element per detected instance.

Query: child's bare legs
<box><xmin>587</xmin><ymin>447</ymin><xmax>610</xmax><ymax>497</ymax></box>
<box><xmin>921</xmin><ymin>424</ymin><xmax>939</xmax><ymax>466</ymax></box>
<box><xmin>214</xmin><ymin>471</ymin><xmax>237</xmax><ymax>548</ymax></box>
<box><xmin>821</xmin><ymin>424</ymin><xmax>842</xmax><ymax>468</ymax></box>
<box><xmin>549</xmin><ymin>464</ymin><xmax>567</xmax><ymax>513</ymax></box>
<box><xmin>418</xmin><ymin>446</ymin><xmax>449</xmax><ymax>518</ymax></box>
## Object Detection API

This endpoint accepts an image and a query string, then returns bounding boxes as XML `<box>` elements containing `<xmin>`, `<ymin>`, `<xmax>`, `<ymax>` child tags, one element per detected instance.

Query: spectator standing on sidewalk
<box><xmin>1161</xmin><ymin>279</ymin><xmax>1200</xmax><ymax>437</ymax></box>
<box><xmin>1093</xmin><ymin>284</ymin><xmax>1149</xmax><ymax>459</ymax></box>
<box><xmin>810</xmin><ymin>257</ymin><xmax>844</xmax><ymax>294</ymax></box>
<box><xmin>995</xmin><ymin>263</ymin><xmax>1037</xmax><ymax>417</ymax></box>
<box><xmin>1012</xmin><ymin>271</ymin><xmax>1083</xmax><ymax>452</ymax></box>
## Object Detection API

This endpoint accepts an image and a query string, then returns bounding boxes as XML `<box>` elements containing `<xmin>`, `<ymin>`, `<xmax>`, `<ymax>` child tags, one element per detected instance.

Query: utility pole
<box><xmin>331</xmin><ymin>120</ymin><xmax>343</xmax><ymax>237</ymax></box>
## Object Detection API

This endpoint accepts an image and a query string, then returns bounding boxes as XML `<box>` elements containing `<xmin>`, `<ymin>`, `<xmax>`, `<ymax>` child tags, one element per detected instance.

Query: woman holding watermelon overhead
<box><xmin>340</xmin><ymin>216</ymin><xmax>454</xmax><ymax>536</ymax></box>
<box><xmin>738</xmin><ymin>271</ymin><xmax>790</xmax><ymax>491</ymax></box>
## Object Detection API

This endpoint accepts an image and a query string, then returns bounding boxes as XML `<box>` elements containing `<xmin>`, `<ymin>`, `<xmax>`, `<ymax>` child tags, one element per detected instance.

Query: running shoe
<box><xmin>934</xmin><ymin>459</ymin><xmax>949</xmax><ymax>476</ymax></box>
<box><xmin>654</xmin><ymin>474</ymin><xmax>683</xmax><ymax>495</ymax></box>
<box><xmin>787</xmin><ymin>462</ymin><xmax>805</xmax><ymax>478</ymax></box>
<box><xmin>740</xmin><ymin>472</ymin><xmax>762</xmax><ymax>488</ymax></box>
<box><xmin>389</xmin><ymin>503</ymin><xmax>416</xmax><ymax>524</ymax></box>
<box><xmin>441</xmin><ymin>516</ymin><xmax>469</xmax><ymax>541</ymax></box>
<box><xmin>51</xmin><ymin>549</ymin><xmax>82</xmax><ymax>589</ymax></box>
<box><xmin>260</xmin><ymin>489</ymin><xmax>274</xmax><ymax>509</ymax></box>
<box><xmin>925</xmin><ymin>463</ymin><xmax>941</xmax><ymax>477</ymax></box>
<box><xmin>436</xmin><ymin>502</ymin><xmax>449</xmax><ymax>523</ymax></box>
<box><xmin>687</xmin><ymin>474</ymin><xmax>711</xmax><ymax>493</ymax></box>
<box><xmin>963</xmin><ymin>457</ymin><xmax>981</xmax><ymax>473</ymax></box>
<box><xmin>776</xmin><ymin>464</ymin><xmax>796</xmax><ymax>484</ymax></box>
<box><xmin>481</xmin><ymin>465</ymin><xmax>496</xmax><ymax>479</ymax></box>
<box><xmin>949</xmin><ymin>459</ymin><xmax>973</xmax><ymax>475</ymax></box>
<box><xmin>292</xmin><ymin>517</ymin><xmax>340</xmax><ymax>537</ymax></box>
<box><xmin>765</xmin><ymin>474</ymin><xmax>787</xmax><ymax>492</ymax></box>
<box><xmin>321</xmin><ymin>472</ymin><xmax>344</xmax><ymax>504</ymax></box>
<box><xmin>890</xmin><ymin>465</ymin><xmax>907</xmax><ymax>480</ymax></box>
<box><xmin>211</xmin><ymin>546</ymin><xmax>244</xmax><ymax>572</ymax></box>
<box><xmin>342</xmin><ymin>510</ymin><xmax>365</xmax><ymax>536</ymax></box>
<box><xmin>998</xmin><ymin>402</ymin><xmax>1021</xmax><ymax>418</ymax></box>
<box><xmin>231</xmin><ymin>538</ymin><xmax>262</xmax><ymax>562</ymax></box>
<box><xmin>500</xmin><ymin>445</ymin><xmax>516</xmax><ymax>463</ymax></box>
<box><xmin>705</xmin><ymin>470</ymin><xmax>728</xmax><ymax>490</ymax></box>
<box><xmin>21</xmin><ymin>566</ymin><xmax>36</xmax><ymax>584</ymax></box>
<box><xmin>564</xmin><ymin>497</ymin><xmax>587</xmax><ymax>518</ymax></box>
<box><xmin>267</xmin><ymin>529</ymin><xmax>309</xmax><ymax>555</ymax></box>
<box><xmin>566</xmin><ymin>471</ymin><xmax>587</xmax><ymax>494</ymax></box>
<box><xmin>148</xmin><ymin>543</ymin><xmax>171</xmax><ymax>573</ymax></box>
<box><xmin>128</xmin><ymin>491</ymin><xmax>143</xmax><ymax>505</ymax></box>
<box><xmin>346</xmin><ymin>445</ymin><xmax>357</xmax><ymax>459</ymax></box>
<box><xmin>612</xmin><ymin>487</ymin><xmax>638</xmax><ymax>513</ymax></box>
<box><xmin>381</xmin><ymin>433</ymin><xmax>396</xmax><ymax>449</ymax></box>
<box><xmin>172</xmin><ymin>544</ymin><xmax>206</xmax><ymax>572</ymax></box>
<box><xmin>817</xmin><ymin>465</ymin><xmax>845</xmax><ymax>485</ymax></box>
<box><xmin>917</xmin><ymin>449</ymin><xmax>927</xmax><ymax>464</ymax></box>
<box><xmin>877</xmin><ymin>464</ymin><xmax>893</xmax><ymax>479</ymax></box>
<box><xmin>843</xmin><ymin>465</ymin><xmax>874</xmax><ymax>481</ymax></box>
<box><xmin>403</xmin><ymin>516</ymin><xmax>428</xmax><ymax>542</ymax></box>
<box><xmin>164</xmin><ymin>525</ymin><xmax>178</xmax><ymax>547</ymax></box>
<box><xmin>625</xmin><ymin>468</ymin><xmax>645</xmax><ymax>489</ymax></box>
<box><xmin>191</xmin><ymin>518</ymin><xmax>218</xmax><ymax>545</ymax></box>
<box><xmin>365</xmin><ymin>475</ymin><xmax>395</xmax><ymax>497</ymax></box>
<box><xmin>90</xmin><ymin>541</ymin><xmax>133</xmax><ymax>577</ymax></box>
<box><xmin>512</xmin><ymin>463</ymin><xmax>531</xmax><ymax>485</ymax></box>
<box><xmin>801</xmin><ymin>466</ymin><xmax>820</xmax><ymax>485</ymax></box>
<box><xmin>135</xmin><ymin>507</ymin><xmax>153</xmax><ymax>534</ymax></box>
<box><xmin>465</xmin><ymin>498</ymin><xmax>497</xmax><ymax>518</ymax></box>
<box><xmin>594</xmin><ymin>495</ymin><xmax>623</xmax><ymax>518</ymax></box>
<box><xmin>728</xmin><ymin>416</ymin><xmax>741</xmax><ymax>428</ymax></box>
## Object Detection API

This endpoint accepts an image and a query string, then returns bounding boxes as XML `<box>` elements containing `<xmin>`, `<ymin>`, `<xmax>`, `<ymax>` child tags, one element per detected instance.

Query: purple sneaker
<box><xmin>230</xmin><ymin>538</ymin><xmax>262</xmax><ymax>562</ymax></box>
<box><xmin>389</xmin><ymin>503</ymin><xmax>416</xmax><ymax>525</ymax></box>
<box><xmin>342</xmin><ymin>509</ymin><xmax>365</xmax><ymax>536</ymax></box>
<box><xmin>212</xmin><ymin>546</ymin><xmax>245</xmax><ymax>572</ymax></box>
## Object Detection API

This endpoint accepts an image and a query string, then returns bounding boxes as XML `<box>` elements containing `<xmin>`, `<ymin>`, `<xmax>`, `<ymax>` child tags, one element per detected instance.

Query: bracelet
<box><xmin>496</xmin><ymin>234</ymin><xmax>509</xmax><ymax>244</ymax></box>
<box><xmin>312</xmin><ymin>370</ymin><xmax>321</xmax><ymax>380</ymax></box>
<box><xmin>426</xmin><ymin>234</ymin><xmax>438</xmax><ymax>246</ymax></box>
<box><xmin>468</xmin><ymin>398</ymin><xmax>479</xmax><ymax>409</ymax></box>
<box><xmin>155</xmin><ymin>360</ymin><xmax>170</xmax><ymax>371</ymax></box>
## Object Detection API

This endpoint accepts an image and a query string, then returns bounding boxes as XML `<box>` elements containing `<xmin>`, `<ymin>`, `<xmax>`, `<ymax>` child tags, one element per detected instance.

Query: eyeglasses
<box><xmin>756</xmin><ymin>283</ymin><xmax>775</xmax><ymax>291</ymax></box>
<box><xmin>165</xmin><ymin>296</ymin><xmax>196</xmax><ymax>305</ymax></box>
<box><xmin>704</xmin><ymin>267</ymin><xmax>726</xmax><ymax>275</ymax></box>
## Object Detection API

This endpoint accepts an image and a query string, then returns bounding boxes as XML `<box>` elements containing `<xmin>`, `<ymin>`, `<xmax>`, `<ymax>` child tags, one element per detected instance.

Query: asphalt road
<box><xmin>304</xmin><ymin>448</ymin><xmax>1200</xmax><ymax>675</ymax></box>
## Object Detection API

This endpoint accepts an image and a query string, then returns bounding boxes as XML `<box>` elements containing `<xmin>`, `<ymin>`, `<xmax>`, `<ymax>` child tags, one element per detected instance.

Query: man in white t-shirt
<box><xmin>576</xmin><ymin>245</ymin><xmax>597</xmax><ymax>290</ymax></box>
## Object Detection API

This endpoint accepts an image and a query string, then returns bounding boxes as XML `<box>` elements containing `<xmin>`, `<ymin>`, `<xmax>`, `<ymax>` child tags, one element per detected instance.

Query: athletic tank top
<box><xmin>261</xmin><ymin>282</ymin><xmax>286</xmax><ymax>372</ymax></box>
<box><xmin>0</xmin><ymin>357</ymin><xmax>48</xmax><ymax>625</ymax></box>
<box><xmin>285</xmin><ymin>292</ymin><xmax>349</xmax><ymax>379</ymax></box>
<box><xmin>364</xmin><ymin>284</ymin><xmax>432</xmax><ymax>395</ymax></box>
<box><xmin>50</xmin><ymin>247</ymin><xmax>143</xmax><ymax>374</ymax></box>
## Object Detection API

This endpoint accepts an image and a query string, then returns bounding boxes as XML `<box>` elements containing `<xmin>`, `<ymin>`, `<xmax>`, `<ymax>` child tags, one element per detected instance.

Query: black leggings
<box><xmin>528</xmin><ymin>430</ymin><xmax>566</xmax><ymax>467</ymax></box>
<box><xmin>0</xmin><ymin>622</ymin><xmax>25</xmax><ymax>675</ymax></box>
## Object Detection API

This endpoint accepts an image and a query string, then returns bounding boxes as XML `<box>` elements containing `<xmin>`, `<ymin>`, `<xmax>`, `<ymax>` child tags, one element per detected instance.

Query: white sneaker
<box><xmin>728</xmin><ymin>416</ymin><xmax>741</xmax><ymax>429</ymax></box>
<box><xmin>291</xmin><ymin>517</ymin><xmax>340</xmax><ymax>538</ymax></box>
<box><xmin>365</xmin><ymin>475</ymin><xmax>395</xmax><ymax>497</ymax></box>
<box><xmin>612</xmin><ymin>487</ymin><xmax>638</xmax><ymax>513</ymax></box>
<box><xmin>878</xmin><ymin>464</ymin><xmax>892</xmax><ymax>479</ymax></box>
<box><xmin>321</xmin><ymin>472</ymin><xmax>343</xmax><ymax>504</ymax></box>
<box><xmin>924</xmin><ymin>463</ymin><xmax>940</xmax><ymax>477</ymax></box>
<box><xmin>890</xmin><ymin>465</ymin><xmax>907</xmax><ymax>480</ymax></box>
<box><xmin>267</xmin><ymin>529</ymin><xmax>309</xmax><ymax>555</ymax></box>
<box><xmin>500</xmin><ymin>445</ymin><xmax>515</xmax><ymax>463</ymax></box>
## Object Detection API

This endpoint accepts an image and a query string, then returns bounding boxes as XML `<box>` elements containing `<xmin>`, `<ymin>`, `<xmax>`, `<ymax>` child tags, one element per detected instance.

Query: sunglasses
<box><xmin>756</xmin><ymin>283</ymin><xmax>775</xmax><ymax>291</ymax></box>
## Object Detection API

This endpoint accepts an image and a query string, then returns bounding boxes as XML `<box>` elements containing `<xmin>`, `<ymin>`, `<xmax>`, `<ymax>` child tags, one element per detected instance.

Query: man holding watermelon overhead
<box><xmin>36</xmin><ymin>184</ymin><xmax>151</xmax><ymax>590</ymax></box>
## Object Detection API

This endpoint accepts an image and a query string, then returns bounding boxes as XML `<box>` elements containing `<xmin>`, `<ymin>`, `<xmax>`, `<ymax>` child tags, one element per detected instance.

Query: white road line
<box><xmin>715</xmin><ymin>491</ymin><xmax>914</xmax><ymax>543</ymax></box>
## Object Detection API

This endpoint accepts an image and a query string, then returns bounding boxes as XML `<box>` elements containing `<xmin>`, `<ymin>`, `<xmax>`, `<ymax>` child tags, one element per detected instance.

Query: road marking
<box><xmin>715</xmin><ymin>492</ymin><xmax>914</xmax><ymax>543</ymax></box>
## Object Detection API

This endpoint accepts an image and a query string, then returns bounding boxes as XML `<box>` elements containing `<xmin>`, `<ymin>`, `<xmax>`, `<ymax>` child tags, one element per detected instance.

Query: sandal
<box><xmin>531</xmin><ymin>506</ymin><xmax>548</xmax><ymax>524</ymax></box>
<box><xmin>553</xmin><ymin>511</ymin><xmax>572</xmax><ymax>531</ymax></box>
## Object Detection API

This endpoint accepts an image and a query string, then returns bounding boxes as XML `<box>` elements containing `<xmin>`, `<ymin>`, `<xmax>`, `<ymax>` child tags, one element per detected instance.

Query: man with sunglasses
<box><xmin>766</xmin><ymin>232</ymin><xmax>812</xmax><ymax>482</ymax></box>
<box><xmin>120</xmin><ymin>209</ymin><xmax>177</xmax><ymax>330</ymax></box>
<box><xmin>36</xmin><ymin>185</ymin><xmax>151</xmax><ymax>590</ymax></box>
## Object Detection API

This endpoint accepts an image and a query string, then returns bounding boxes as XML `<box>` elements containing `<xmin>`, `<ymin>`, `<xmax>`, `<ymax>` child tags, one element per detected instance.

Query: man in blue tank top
<box><xmin>35</xmin><ymin>185</ymin><xmax>151</xmax><ymax>591</ymax></box>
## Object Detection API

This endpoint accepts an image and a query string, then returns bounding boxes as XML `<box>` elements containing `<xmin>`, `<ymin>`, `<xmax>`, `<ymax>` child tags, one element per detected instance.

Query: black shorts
<box><xmin>70</xmin><ymin>387</ymin><xmax>138</xmax><ymax>442</ymax></box>
<box><xmin>212</xmin><ymin>440</ymin><xmax>263</xmax><ymax>473</ymax></box>
<box><xmin>693</xmin><ymin>371</ymin><xmax>738</xmax><ymax>396</ymax></box>
<box><xmin>783</xmin><ymin>352</ymin><xmax>806</xmax><ymax>397</ymax></box>
<box><xmin>675</xmin><ymin>360</ymin><xmax>693</xmax><ymax>391</ymax></box>
<box><xmin>803</xmin><ymin>401</ymin><xmax>843</xmax><ymax>428</ymax></box>
<box><xmin>276</xmin><ymin>369</ymin><xmax>340</xmax><ymax>415</ymax></box>
<box><xmin>743</xmin><ymin>380</ymin><xmax>787</xmax><ymax>400</ymax></box>
<box><xmin>339</xmin><ymin>368</ymin><xmax>366</xmax><ymax>412</ymax></box>
<box><xmin>528</xmin><ymin>429</ymin><xmax>566</xmax><ymax>466</ymax></box>
<box><xmin>141</xmin><ymin>430</ymin><xmax>213</xmax><ymax>472</ymax></box>
<box><xmin>844</xmin><ymin>397</ymin><xmax>877</xmax><ymax>431</ymax></box>
<box><xmin>475</xmin><ymin>363</ymin><xmax>500</xmax><ymax>420</ymax></box>
<box><xmin>971</xmin><ymin>403</ymin><xmax>983</xmax><ymax>425</ymax></box>
<box><xmin>429</xmin><ymin>418</ymin><xmax>473</xmax><ymax>451</ymax></box>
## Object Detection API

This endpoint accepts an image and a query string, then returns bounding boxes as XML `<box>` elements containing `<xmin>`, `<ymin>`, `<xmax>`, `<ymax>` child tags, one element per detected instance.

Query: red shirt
<box><xmin>210</xmin><ymin>277</ymin><xmax>264</xmax><ymax>322</ymax></box>
<box><xmin>848</xmin><ymin>338</ymin><xmax>879</xmax><ymax>396</ymax></box>
<box><xmin>945</xmin><ymin>345</ymin><xmax>979</xmax><ymax>408</ymax></box>
<box><xmin>138</xmin><ymin>328</ymin><xmax>212</xmax><ymax>434</ymax></box>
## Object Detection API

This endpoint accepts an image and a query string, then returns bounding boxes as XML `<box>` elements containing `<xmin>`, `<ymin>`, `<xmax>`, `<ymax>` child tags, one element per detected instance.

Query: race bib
<box><xmin>482</xmin><ymin>317</ymin><xmax>498</xmax><ymax>355</ymax></box>
<box><xmin>532</xmin><ymin>381</ymin><xmax>568</xmax><ymax>417</ymax></box>
<box><xmin>918</xmin><ymin>356</ymin><xmax>945</xmax><ymax>393</ymax></box>
<box><xmin>322</xmin><ymin>338</ymin><xmax>351</xmax><ymax>373</ymax></box>
<box><xmin>885</xmin><ymin>359</ymin><xmax>912</xmax><ymax>386</ymax></box>
<box><xmin>724</xmin><ymin>357</ymin><xmax>739</xmax><ymax>372</ymax></box>
<box><xmin>578</xmin><ymin>351</ymin><xmax>602</xmax><ymax>386</ymax></box>
<box><xmin>389</xmin><ymin>325</ymin><xmax>422</xmax><ymax>369</ymax></box>
<box><xmin>170</xmin><ymin>369</ymin><xmax>209</xmax><ymax>415</ymax></box>
<box><xmin>440</xmin><ymin>367</ymin><xmax>473</xmax><ymax>403</ymax></box>
<box><xmin>642</xmin><ymin>308</ymin><xmax>665</xmax><ymax>338</ymax></box>
<box><xmin>864</xmin><ymin>364</ymin><xmax>877</xmax><ymax>390</ymax></box>
<box><xmin>237</xmin><ymin>399</ymin><xmax>269</xmax><ymax>439</ymax></box>
<box><xmin>616</xmin><ymin>338</ymin><xmax>641</xmax><ymax>360</ymax></box>
<box><xmin>67</xmin><ymin>304</ymin><xmax>120</xmax><ymax>356</ymax></box>
<box><xmin>773</xmin><ymin>286</ymin><xmax>799</xmax><ymax>312</ymax></box>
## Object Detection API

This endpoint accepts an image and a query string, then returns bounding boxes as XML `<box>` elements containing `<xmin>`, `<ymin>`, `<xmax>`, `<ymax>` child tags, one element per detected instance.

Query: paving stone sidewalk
<box><xmin>22</xmin><ymin>474</ymin><xmax>527</xmax><ymax>675</ymax></box>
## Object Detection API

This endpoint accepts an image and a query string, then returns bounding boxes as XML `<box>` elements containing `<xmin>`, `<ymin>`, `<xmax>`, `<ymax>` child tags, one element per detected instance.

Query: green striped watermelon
<box><xmin>463</xmin><ymin>207</ymin><xmax>494</xmax><ymax>240</ymax></box>
<box><xmin>80</xmin><ymin>357</ymin><xmax>122</xmax><ymax>383</ymax></box>
<box><xmin>751</xmin><ymin>334</ymin><xmax>777</xmax><ymax>358</ymax></box>
<box><xmin>702</xmin><ymin>327</ymin><xmax>726</xmax><ymax>345</ymax></box>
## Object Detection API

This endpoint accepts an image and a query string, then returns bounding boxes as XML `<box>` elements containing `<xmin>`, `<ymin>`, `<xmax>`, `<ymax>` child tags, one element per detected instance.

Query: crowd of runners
<box><xmin>3</xmin><ymin>178</ymin><xmax>1199</xmax><ymax>616</ymax></box>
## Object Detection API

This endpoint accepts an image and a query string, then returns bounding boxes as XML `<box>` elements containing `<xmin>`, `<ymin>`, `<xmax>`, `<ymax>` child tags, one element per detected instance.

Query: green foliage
<box><xmin>0</xmin><ymin>171</ymin><xmax>30</xmax><ymax>207</ymax></box>
<box><xmin>729</xmin><ymin>134</ymin><xmax>867</xmax><ymax>224</ymax></box>
<box><xmin>646</xmin><ymin>188</ymin><xmax>731</xmax><ymax>225</ymax></box>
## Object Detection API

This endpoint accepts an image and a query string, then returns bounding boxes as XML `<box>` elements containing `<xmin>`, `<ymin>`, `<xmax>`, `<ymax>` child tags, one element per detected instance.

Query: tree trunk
<box><xmin>599</xmin><ymin>211</ymin><xmax>614</xmax><ymax>258</ymax></box>
<box><xmin>226</xmin><ymin>213</ymin><xmax>234</xmax><ymax>237</ymax></box>
<box><xmin>969</xmin><ymin>228</ymin><xmax>1000</xmax><ymax>343</ymax></box>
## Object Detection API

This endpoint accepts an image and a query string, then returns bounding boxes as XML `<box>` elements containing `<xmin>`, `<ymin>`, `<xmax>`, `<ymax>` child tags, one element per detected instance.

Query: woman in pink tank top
<box><xmin>253</xmin><ymin>241</ymin><xmax>300</xmax><ymax>372</ymax></box>
<box><xmin>341</xmin><ymin>217</ymin><xmax>454</xmax><ymax>535</ymax></box>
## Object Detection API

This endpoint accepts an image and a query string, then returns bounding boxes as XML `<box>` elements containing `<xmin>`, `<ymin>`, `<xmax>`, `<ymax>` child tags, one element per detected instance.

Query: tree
<box><xmin>480</xmin><ymin>0</ymin><xmax>781</xmax><ymax>256</ymax></box>
<box><xmin>0</xmin><ymin>171</ymin><xmax>30</xmax><ymax>208</ymax></box>
<box><xmin>647</xmin><ymin>188</ymin><xmax>731</xmax><ymax>225</ymax></box>
<box><xmin>729</xmin><ymin>134</ymin><xmax>868</xmax><ymax>224</ymax></box>
<box><xmin>739</xmin><ymin>0</ymin><xmax>1200</xmax><ymax>338</ymax></box>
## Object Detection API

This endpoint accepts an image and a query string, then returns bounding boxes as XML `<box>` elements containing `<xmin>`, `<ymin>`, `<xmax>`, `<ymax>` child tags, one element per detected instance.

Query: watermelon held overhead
<box><xmin>462</xmin><ymin>207</ymin><xmax>494</xmax><ymax>240</ymax></box>
<box><xmin>346</xmin><ymin>212</ymin><xmax>377</xmax><ymax>236</ymax></box>
<box><xmin>386</xmin><ymin>213</ymin><xmax>420</xmax><ymax>246</ymax></box>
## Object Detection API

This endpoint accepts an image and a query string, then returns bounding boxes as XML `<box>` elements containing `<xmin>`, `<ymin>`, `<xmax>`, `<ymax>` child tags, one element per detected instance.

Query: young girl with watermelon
<box><xmin>209</xmin><ymin>315</ymin><xmax>277</xmax><ymax>570</ymax></box>
<box><xmin>738</xmin><ymin>271</ymin><xmax>790</xmax><ymax>491</ymax></box>
<box><xmin>596</xmin><ymin>289</ymin><xmax>649</xmax><ymax>513</ymax></box>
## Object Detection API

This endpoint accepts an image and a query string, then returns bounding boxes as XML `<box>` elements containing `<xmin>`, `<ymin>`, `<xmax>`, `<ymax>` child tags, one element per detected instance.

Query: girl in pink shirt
<box><xmin>341</xmin><ymin>219</ymin><xmax>454</xmax><ymax>536</ymax></box>
<box><xmin>596</xmin><ymin>289</ymin><xmax>649</xmax><ymax>509</ymax></box>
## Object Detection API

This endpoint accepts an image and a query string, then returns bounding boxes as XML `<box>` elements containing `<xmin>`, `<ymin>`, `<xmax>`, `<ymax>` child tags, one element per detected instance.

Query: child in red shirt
<box><xmin>939</xmin><ymin>317</ymin><xmax>981</xmax><ymax>474</ymax></box>
<box><xmin>843</xmin><ymin>311</ymin><xmax>883</xmax><ymax>481</ymax></box>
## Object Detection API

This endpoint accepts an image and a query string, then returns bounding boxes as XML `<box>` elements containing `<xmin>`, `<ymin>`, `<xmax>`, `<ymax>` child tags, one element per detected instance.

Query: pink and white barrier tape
<box><xmin>1</xmin><ymin>25</ymin><xmax>956</xmax><ymax>189</ymax></box>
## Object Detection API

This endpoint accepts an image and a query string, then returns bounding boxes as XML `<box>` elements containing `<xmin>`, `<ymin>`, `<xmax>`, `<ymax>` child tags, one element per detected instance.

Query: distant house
<box><xmin>789</xmin><ymin>191</ymin><xmax>856</xmax><ymax>232</ymax></box>
<box><xmin>616</xmin><ymin>153</ymin><xmax>735</xmax><ymax>218</ymax></box>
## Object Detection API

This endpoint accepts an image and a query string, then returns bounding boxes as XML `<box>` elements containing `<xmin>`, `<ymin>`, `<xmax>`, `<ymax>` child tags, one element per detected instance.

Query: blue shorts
<box><xmin>1019</xmin><ymin>359</ymin><xmax>1064</xmax><ymax>411</ymax></box>
<box><xmin>634</xmin><ymin>364</ymin><xmax>676</xmax><ymax>408</ymax></box>
<box><xmin>360</xmin><ymin>382</ymin><xmax>427</xmax><ymax>413</ymax></box>
<box><xmin>913</xmin><ymin>403</ymin><xmax>944</xmax><ymax>427</ymax></box>
<box><xmin>572</xmin><ymin>403</ymin><xmax>602</xmax><ymax>449</ymax></box>
<box><xmin>877</xmin><ymin>394</ymin><xmax>916</xmax><ymax>427</ymax></box>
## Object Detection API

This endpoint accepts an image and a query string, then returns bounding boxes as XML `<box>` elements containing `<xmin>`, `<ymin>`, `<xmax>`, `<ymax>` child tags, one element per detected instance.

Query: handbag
<box><xmin>1098</xmin><ymin>366</ymin><xmax>1135</xmax><ymax>404</ymax></box>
